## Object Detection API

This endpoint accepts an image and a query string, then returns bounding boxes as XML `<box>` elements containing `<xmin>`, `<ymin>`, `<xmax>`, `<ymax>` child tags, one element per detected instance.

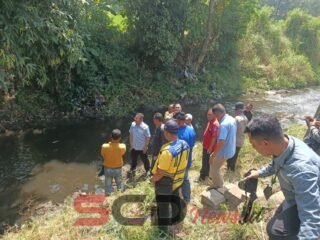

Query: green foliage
<box><xmin>1</xmin><ymin>0</ymin><xmax>320</xmax><ymax>126</ymax></box>
<box><xmin>262</xmin><ymin>0</ymin><xmax>320</xmax><ymax>18</ymax></box>
<box><xmin>284</xmin><ymin>9</ymin><xmax>320</xmax><ymax>69</ymax></box>
<box><xmin>239</xmin><ymin>6</ymin><xmax>319</xmax><ymax>91</ymax></box>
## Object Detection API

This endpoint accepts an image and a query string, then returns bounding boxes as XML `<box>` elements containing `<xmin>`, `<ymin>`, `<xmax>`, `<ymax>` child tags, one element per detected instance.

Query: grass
<box><xmin>1</xmin><ymin>124</ymin><xmax>307</xmax><ymax>240</ymax></box>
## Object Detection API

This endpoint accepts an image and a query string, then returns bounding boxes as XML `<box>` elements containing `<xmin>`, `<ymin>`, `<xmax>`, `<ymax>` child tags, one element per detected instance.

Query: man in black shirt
<box><xmin>150</xmin><ymin>113</ymin><xmax>167</xmax><ymax>171</ymax></box>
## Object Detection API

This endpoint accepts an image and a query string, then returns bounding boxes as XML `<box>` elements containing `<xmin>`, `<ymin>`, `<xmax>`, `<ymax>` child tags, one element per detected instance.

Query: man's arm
<box><xmin>129</xmin><ymin>132</ymin><xmax>133</xmax><ymax>149</ymax></box>
<box><xmin>151</xmin><ymin>169</ymin><xmax>166</xmax><ymax>182</ymax></box>
<box><xmin>151</xmin><ymin>150</ymin><xmax>171</xmax><ymax>182</ymax></box>
<box><xmin>245</xmin><ymin>162</ymin><xmax>275</xmax><ymax>179</ymax></box>
<box><xmin>309</xmin><ymin>126</ymin><xmax>320</xmax><ymax>143</ymax></box>
<box><xmin>144</xmin><ymin>137</ymin><xmax>150</xmax><ymax>154</ymax></box>
<box><xmin>207</xmin><ymin>135</ymin><xmax>217</xmax><ymax>154</ymax></box>
<box><xmin>288</xmin><ymin>166</ymin><xmax>320</xmax><ymax>239</ymax></box>
<box><xmin>209</xmin><ymin>140</ymin><xmax>225</xmax><ymax>164</ymax></box>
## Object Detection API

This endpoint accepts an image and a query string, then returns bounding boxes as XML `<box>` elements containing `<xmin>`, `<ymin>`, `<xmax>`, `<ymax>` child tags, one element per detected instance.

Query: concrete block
<box><xmin>224</xmin><ymin>186</ymin><xmax>246</xmax><ymax>207</ymax></box>
<box><xmin>217</xmin><ymin>183</ymin><xmax>238</xmax><ymax>194</ymax></box>
<box><xmin>201</xmin><ymin>189</ymin><xmax>226</xmax><ymax>209</ymax></box>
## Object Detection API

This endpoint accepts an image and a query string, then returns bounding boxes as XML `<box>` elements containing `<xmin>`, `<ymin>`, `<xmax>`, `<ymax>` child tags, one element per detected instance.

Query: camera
<box><xmin>238</xmin><ymin>169</ymin><xmax>258</xmax><ymax>194</ymax></box>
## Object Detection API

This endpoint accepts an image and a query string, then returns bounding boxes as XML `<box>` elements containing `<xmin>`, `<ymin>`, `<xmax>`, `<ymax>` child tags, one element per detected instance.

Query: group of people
<box><xmin>100</xmin><ymin>102</ymin><xmax>320</xmax><ymax>240</ymax></box>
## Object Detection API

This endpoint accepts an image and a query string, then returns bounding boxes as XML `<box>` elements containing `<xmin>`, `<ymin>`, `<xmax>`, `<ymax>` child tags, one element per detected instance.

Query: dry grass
<box><xmin>2</xmin><ymin>124</ymin><xmax>307</xmax><ymax>240</ymax></box>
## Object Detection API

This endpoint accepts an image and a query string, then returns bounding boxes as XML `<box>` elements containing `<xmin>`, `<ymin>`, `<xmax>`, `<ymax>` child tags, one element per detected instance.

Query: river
<box><xmin>0</xmin><ymin>86</ymin><xmax>319</xmax><ymax>230</ymax></box>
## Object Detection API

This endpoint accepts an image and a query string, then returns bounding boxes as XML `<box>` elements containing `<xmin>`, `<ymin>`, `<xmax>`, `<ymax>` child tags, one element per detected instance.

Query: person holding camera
<box><xmin>245</xmin><ymin>115</ymin><xmax>320</xmax><ymax>240</ymax></box>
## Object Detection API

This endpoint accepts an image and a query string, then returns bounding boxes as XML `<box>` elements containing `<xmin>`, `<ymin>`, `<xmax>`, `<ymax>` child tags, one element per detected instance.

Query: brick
<box><xmin>224</xmin><ymin>186</ymin><xmax>246</xmax><ymax>207</ymax></box>
<box><xmin>201</xmin><ymin>189</ymin><xmax>226</xmax><ymax>209</ymax></box>
<box><xmin>217</xmin><ymin>183</ymin><xmax>236</xmax><ymax>195</ymax></box>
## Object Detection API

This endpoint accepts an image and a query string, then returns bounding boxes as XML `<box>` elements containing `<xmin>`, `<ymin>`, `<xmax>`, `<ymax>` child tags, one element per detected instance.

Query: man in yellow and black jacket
<box><xmin>151</xmin><ymin>119</ymin><xmax>190</xmax><ymax>235</ymax></box>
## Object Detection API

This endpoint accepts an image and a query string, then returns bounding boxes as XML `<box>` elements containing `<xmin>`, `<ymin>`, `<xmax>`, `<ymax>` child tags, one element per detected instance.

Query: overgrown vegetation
<box><xmin>0</xmin><ymin>0</ymin><xmax>320</xmax><ymax>128</ymax></box>
<box><xmin>1</xmin><ymin>124</ymin><xmax>307</xmax><ymax>240</ymax></box>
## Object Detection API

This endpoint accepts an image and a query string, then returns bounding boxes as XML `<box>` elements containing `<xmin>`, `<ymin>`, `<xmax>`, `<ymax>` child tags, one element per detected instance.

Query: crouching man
<box><xmin>150</xmin><ymin>120</ymin><xmax>190</xmax><ymax>236</ymax></box>
<box><xmin>245</xmin><ymin>115</ymin><xmax>320</xmax><ymax>240</ymax></box>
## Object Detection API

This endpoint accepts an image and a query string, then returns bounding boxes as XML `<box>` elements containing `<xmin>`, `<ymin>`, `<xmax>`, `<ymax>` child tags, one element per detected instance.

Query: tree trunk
<box><xmin>192</xmin><ymin>0</ymin><xmax>216</xmax><ymax>74</ymax></box>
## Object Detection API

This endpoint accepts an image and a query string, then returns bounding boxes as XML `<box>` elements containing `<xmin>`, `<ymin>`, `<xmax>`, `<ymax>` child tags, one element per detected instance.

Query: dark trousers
<box><xmin>227</xmin><ymin>146</ymin><xmax>241</xmax><ymax>171</ymax></box>
<box><xmin>200</xmin><ymin>148</ymin><xmax>210</xmax><ymax>180</ymax></box>
<box><xmin>130</xmin><ymin>149</ymin><xmax>150</xmax><ymax>172</ymax></box>
<box><xmin>267</xmin><ymin>203</ymin><xmax>300</xmax><ymax>240</ymax></box>
<box><xmin>155</xmin><ymin>187</ymin><xmax>185</xmax><ymax>233</ymax></box>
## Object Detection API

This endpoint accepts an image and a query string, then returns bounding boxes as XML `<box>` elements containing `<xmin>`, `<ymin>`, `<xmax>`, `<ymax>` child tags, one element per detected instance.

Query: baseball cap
<box><xmin>185</xmin><ymin>113</ymin><xmax>193</xmax><ymax>120</ymax></box>
<box><xmin>164</xmin><ymin>120</ymin><xmax>179</xmax><ymax>134</ymax></box>
<box><xmin>173</xmin><ymin>112</ymin><xmax>186</xmax><ymax>120</ymax></box>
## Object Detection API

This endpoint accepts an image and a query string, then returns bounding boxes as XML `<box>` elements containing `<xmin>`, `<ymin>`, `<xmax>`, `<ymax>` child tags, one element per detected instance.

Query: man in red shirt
<box><xmin>199</xmin><ymin>108</ymin><xmax>220</xmax><ymax>181</ymax></box>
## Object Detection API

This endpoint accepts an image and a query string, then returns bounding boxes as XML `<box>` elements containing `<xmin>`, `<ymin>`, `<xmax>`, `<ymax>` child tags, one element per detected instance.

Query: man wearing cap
<box><xmin>129</xmin><ymin>113</ymin><xmax>151</xmax><ymax>177</ymax></box>
<box><xmin>227</xmin><ymin>102</ymin><xmax>248</xmax><ymax>171</ymax></box>
<box><xmin>174</xmin><ymin>112</ymin><xmax>196</xmax><ymax>203</ymax></box>
<box><xmin>151</xmin><ymin>120</ymin><xmax>190</xmax><ymax>235</ymax></box>
<box><xmin>185</xmin><ymin>113</ymin><xmax>194</xmax><ymax>129</ymax></box>
<box><xmin>209</xmin><ymin>103</ymin><xmax>237</xmax><ymax>188</ymax></box>
<box><xmin>101</xmin><ymin>129</ymin><xmax>126</xmax><ymax>195</ymax></box>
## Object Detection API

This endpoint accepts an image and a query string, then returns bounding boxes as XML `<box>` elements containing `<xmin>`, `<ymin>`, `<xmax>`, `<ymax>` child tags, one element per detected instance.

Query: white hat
<box><xmin>185</xmin><ymin>113</ymin><xmax>193</xmax><ymax>120</ymax></box>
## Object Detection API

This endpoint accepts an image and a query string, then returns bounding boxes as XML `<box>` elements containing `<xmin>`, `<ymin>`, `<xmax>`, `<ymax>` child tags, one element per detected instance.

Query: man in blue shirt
<box><xmin>209</xmin><ymin>103</ymin><xmax>237</xmax><ymax>188</ymax></box>
<box><xmin>129</xmin><ymin>113</ymin><xmax>151</xmax><ymax>177</ymax></box>
<box><xmin>245</xmin><ymin>115</ymin><xmax>320</xmax><ymax>240</ymax></box>
<box><xmin>174</xmin><ymin>112</ymin><xmax>196</xmax><ymax>203</ymax></box>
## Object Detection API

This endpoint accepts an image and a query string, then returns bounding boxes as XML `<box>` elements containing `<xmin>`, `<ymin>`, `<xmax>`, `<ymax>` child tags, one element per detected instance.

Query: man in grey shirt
<box><xmin>245</xmin><ymin>115</ymin><xmax>320</xmax><ymax>240</ymax></box>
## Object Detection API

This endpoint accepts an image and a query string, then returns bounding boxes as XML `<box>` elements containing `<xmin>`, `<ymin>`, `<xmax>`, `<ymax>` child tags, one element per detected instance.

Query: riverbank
<box><xmin>1</xmin><ymin>124</ymin><xmax>307</xmax><ymax>240</ymax></box>
<box><xmin>1</xmin><ymin>83</ymin><xmax>319</xmax><ymax>134</ymax></box>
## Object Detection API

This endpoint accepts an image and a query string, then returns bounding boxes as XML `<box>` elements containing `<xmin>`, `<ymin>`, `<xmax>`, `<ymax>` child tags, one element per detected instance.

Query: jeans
<box><xmin>155</xmin><ymin>187</ymin><xmax>186</xmax><ymax>233</ymax></box>
<box><xmin>181</xmin><ymin>171</ymin><xmax>191</xmax><ymax>203</ymax></box>
<box><xmin>267</xmin><ymin>202</ymin><xmax>300</xmax><ymax>240</ymax></box>
<box><xmin>130</xmin><ymin>149</ymin><xmax>150</xmax><ymax>172</ymax></box>
<box><xmin>104</xmin><ymin>167</ymin><xmax>123</xmax><ymax>195</ymax></box>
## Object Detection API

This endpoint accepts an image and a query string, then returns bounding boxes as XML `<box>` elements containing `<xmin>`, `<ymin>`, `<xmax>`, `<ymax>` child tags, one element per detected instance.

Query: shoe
<box><xmin>206</xmin><ymin>186</ymin><xmax>218</xmax><ymax>191</ymax></box>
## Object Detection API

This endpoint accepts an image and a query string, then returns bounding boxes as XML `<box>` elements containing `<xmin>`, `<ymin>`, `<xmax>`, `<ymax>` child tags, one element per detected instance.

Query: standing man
<box><xmin>129</xmin><ymin>113</ymin><xmax>151</xmax><ymax>177</ymax></box>
<box><xmin>151</xmin><ymin>120</ymin><xmax>189</xmax><ymax>236</ymax></box>
<box><xmin>174</xmin><ymin>103</ymin><xmax>182</xmax><ymax>114</ymax></box>
<box><xmin>199</xmin><ymin>108</ymin><xmax>219</xmax><ymax>182</ymax></box>
<box><xmin>164</xmin><ymin>104</ymin><xmax>175</xmax><ymax>121</ymax></box>
<box><xmin>174</xmin><ymin>112</ymin><xmax>196</xmax><ymax>203</ymax></box>
<box><xmin>185</xmin><ymin>113</ymin><xmax>194</xmax><ymax>129</ymax></box>
<box><xmin>245</xmin><ymin>115</ymin><xmax>320</xmax><ymax>240</ymax></box>
<box><xmin>227</xmin><ymin>102</ymin><xmax>248</xmax><ymax>171</ymax></box>
<box><xmin>304</xmin><ymin>116</ymin><xmax>320</xmax><ymax>155</ymax></box>
<box><xmin>209</xmin><ymin>103</ymin><xmax>236</xmax><ymax>189</ymax></box>
<box><xmin>101</xmin><ymin>129</ymin><xmax>126</xmax><ymax>196</ymax></box>
<box><xmin>150</xmin><ymin>113</ymin><xmax>166</xmax><ymax>171</ymax></box>
<box><xmin>243</xmin><ymin>103</ymin><xmax>253</xmax><ymax>122</ymax></box>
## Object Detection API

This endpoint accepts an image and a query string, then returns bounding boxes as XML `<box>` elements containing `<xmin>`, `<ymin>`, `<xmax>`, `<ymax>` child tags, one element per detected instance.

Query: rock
<box><xmin>268</xmin><ymin>191</ymin><xmax>285</xmax><ymax>208</ymax></box>
<box><xmin>49</xmin><ymin>184</ymin><xmax>61</xmax><ymax>193</ymax></box>
<box><xmin>201</xmin><ymin>189</ymin><xmax>226</xmax><ymax>210</ymax></box>
<box><xmin>224</xmin><ymin>185</ymin><xmax>246</xmax><ymax>207</ymax></box>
